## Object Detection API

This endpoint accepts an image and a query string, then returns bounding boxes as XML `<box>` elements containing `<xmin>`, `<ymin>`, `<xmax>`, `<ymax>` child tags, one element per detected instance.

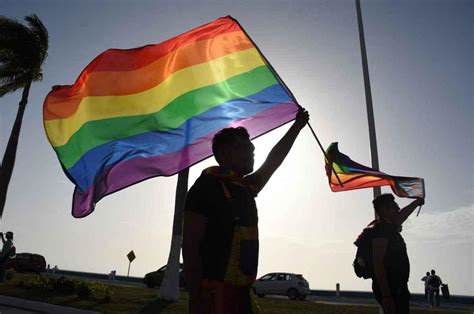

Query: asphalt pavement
<box><xmin>0</xmin><ymin>295</ymin><xmax>98</xmax><ymax>314</ymax></box>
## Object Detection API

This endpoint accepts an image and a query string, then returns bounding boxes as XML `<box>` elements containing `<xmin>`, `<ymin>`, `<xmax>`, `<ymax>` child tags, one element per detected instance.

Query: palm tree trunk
<box><xmin>0</xmin><ymin>80</ymin><xmax>31</xmax><ymax>218</ymax></box>
<box><xmin>159</xmin><ymin>168</ymin><xmax>189</xmax><ymax>301</ymax></box>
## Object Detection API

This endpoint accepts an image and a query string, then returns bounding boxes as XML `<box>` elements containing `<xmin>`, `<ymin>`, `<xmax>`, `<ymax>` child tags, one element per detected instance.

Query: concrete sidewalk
<box><xmin>307</xmin><ymin>295</ymin><xmax>474</xmax><ymax>313</ymax></box>
<box><xmin>0</xmin><ymin>295</ymin><xmax>98</xmax><ymax>314</ymax></box>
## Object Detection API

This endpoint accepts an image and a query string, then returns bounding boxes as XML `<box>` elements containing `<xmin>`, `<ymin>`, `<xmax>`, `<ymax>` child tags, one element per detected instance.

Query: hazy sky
<box><xmin>1</xmin><ymin>0</ymin><xmax>472</xmax><ymax>295</ymax></box>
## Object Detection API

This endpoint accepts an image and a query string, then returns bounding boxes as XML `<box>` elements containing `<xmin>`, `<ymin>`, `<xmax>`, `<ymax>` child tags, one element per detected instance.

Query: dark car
<box><xmin>144</xmin><ymin>263</ymin><xmax>185</xmax><ymax>288</ymax></box>
<box><xmin>6</xmin><ymin>253</ymin><xmax>46</xmax><ymax>273</ymax></box>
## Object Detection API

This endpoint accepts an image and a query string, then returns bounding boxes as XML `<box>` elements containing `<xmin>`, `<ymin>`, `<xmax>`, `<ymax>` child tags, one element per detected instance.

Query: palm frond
<box><xmin>0</xmin><ymin>34</ymin><xmax>37</xmax><ymax>50</ymax></box>
<box><xmin>0</xmin><ymin>65</ymin><xmax>26</xmax><ymax>81</ymax></box>
<box><xmin>25</xmin><ymin>14</ymin><xmax>49</xmax><ymax>56</ymax></box>
<box><xmin>0</xmin><ymin>79</ymin><xmax>27</xmax><ymax>96</ymax></box>
<box><xmin>0</xmin><ymin>68</ymin><xmax>30</xmax><ymax>86</ymax></box>
<box><xmin>0</xmin><ymin>14</ymin><xmax>49</xmax><ymax>96</ymax></box>
<box><xmin>0</xmin><ymin>75</ymin><xmax>19</xmax><ymax>86</ymax></box>
<box><xmin>0</xmin><ymin>15</ymin><xmax>38</xmax><ymax>69</ymax></box>
<box><xmin>0</xmin><ymin>49</ymin><xmax>15</xmax><ymax>63</ymax></box>
<box><xmin>0</xmin><ymin>16</ymin><xmax>33</xmax><ymax>43</ymax></box>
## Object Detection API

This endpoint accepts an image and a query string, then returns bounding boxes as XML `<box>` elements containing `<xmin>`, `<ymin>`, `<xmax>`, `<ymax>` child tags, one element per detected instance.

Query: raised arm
<box><xmin>247</xmin><ymin>108</ymin><xmax>309</xmax><ymax>193</ymax></box>
<box><xmin>395</xmin><ymin>198</ymin><xmax>424</xmax><ymax>226</ymax></box>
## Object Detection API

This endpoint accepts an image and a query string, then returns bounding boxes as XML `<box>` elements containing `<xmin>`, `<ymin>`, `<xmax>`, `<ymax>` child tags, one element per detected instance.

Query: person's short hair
<box><xmin>426</xmin><ymin>272</ymin><xmax>430</xmax><ymax>276</ymax></box>
<box><xmin>431</xmin><ymin>269</ymin><xmax>436</xmax><ymax>275</ymax></box>
<box><xmin>372</xmin><ymin>193</ymin><xmax>395</xmax><ymax>216</ymax></box>
<box><xmin>5</xmin><ymin>231</ymin><xmax>13</xmax><ymax>240</ymax></box>
<box><xmin>212</xmin><ymin>127</ymin><xmax>250</xmax><ymax>164</ymax></box>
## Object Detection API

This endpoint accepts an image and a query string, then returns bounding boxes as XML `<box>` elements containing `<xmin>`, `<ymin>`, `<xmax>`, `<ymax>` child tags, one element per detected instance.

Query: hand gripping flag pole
<box><xmin>230</xmin><ymin>17</ymin><xmax>344</xmax><ymax>188</ymax></box>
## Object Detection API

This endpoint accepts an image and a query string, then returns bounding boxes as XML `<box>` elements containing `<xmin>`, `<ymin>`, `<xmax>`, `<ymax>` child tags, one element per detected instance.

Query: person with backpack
<box><xmin>428</xmin><ymin>269</ymin><xmax>443</xmax><ymax>307</ymax></box>
<box><xmin>0</xmin><ymin>231</ymin><xmax>15</xmax><ymax>282</ymax></box>
<box><xmin>354</xmin><ymin>194</ymin><xmax>424</xmax><ymax>314</ymax></box>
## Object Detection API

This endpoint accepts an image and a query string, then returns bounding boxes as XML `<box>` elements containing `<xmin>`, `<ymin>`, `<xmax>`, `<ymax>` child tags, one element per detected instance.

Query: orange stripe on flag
<box><xmin>44</xmin><ymin>31</ymin><xmax>252</xmax><ymax>120</ymax></box>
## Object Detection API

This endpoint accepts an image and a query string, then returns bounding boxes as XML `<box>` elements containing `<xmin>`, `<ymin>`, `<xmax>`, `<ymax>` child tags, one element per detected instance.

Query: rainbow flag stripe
<box><xmin>44</xmin><ymin>16</ymin><xmax>298</xmax><ymax>218</ymax></box>
<box><xmin>325</xmin><ymin>143</ymin><xmax>425</xmax><ymax>198</ymax></box>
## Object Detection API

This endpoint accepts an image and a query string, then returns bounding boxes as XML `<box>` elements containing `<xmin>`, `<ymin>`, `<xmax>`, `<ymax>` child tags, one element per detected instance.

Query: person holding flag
<box><xmin>371</xmin><ymin>194</ymin><xmax>424</xmax><ymax>314</ymax></box>
<box><xmin>0</xmin><ymin>231</ymin><xmax>14</xmax><ymax>282</ymax></box>
<box><xmin>183</xmin><ymin>108</ymin><xmax>309</xmax><ymax>314</ymax></box>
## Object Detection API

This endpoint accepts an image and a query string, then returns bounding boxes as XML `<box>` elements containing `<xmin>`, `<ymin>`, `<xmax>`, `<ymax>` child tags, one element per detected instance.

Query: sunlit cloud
<box><xmin>403</xmin><ymin>203</ymin><xmax>473</xmax><ymax>244</ymax></box>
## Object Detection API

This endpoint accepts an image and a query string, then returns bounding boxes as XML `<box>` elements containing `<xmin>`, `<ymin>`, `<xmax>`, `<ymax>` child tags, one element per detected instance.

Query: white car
<box><xmin>253</xmin><ymin>272</ymin><xmax>310</xmax><ymax>300</ymax></box>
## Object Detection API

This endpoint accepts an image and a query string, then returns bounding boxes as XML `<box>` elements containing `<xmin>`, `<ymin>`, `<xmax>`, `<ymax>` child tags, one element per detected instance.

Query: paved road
<box><xmin>0</xmin><ymin>296</ymin><xmax>98</xmax><ymax>314</ymax></box>
<box><xmin>0</xmin><ymin>304</ymin><xmax>37</xmax><ymax>314</ymax></box>
<box><xmin>260</xmin><ymin>294</ymin><xmax>473</xmax><ymax>313</ymax></box>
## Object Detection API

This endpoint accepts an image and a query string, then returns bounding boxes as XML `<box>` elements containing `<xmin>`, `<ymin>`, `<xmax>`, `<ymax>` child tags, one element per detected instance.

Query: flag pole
<box><xmin>355</xmin><ymin>0</ymin><xmax>381</xmax><ymax>200</ymax></box>
<box><xmin>230</xmin><ymin>16</ymin><xmax>343</xmax><ymax>188</ymax></box>
<box><xmin>307</xmin><ymin>124</ymin><xmax>343</xmax><ymax>187</ymax></box>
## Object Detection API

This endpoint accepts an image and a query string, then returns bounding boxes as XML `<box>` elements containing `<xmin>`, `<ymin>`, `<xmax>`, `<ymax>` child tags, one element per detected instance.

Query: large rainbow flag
<box><xmin>325</xmin><ymin>143</ymin><xmax>425</xmax><ymax>198</ymax></box>
<box><xmin>44</xmin><ymin>16</ymin><xmax>298</xmax><ymax>218</ymax></box>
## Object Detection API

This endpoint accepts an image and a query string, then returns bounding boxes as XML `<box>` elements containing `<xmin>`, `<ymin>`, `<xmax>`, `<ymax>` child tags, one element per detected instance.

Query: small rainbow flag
<box><xmin>325</xmin><ymin>143</ymin><xmax>425</xmax><ymax>198</ymax></box>
<box><xmin>43</xmin><ymin>16</ymin><xmax>298</xmax><ymax>218</ymax></box>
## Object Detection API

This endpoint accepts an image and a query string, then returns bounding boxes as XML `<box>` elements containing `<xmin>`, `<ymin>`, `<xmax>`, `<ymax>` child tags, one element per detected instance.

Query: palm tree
<box><xmin>160</xmin><ymin>168</ymin><xmax>188</xmax><ymax>301</ymax></box>
<box><xmin>0</xmin><ymin>14</ymin><xmax>49</xmax><ymax>217</ymax></box>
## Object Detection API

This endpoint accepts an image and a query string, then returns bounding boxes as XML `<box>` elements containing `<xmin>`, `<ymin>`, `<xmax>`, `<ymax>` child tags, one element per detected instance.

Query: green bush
<box><xmin>51</xmin><ymin>276</ymin><xmax>76</xmax><ymax>294</ymax></box>
<box><xmin>15</xmin><ymin>274</ymin><xmax>113</xmax><ymax>302</ymax></box>
<box><xmin>20</xmin><ymin>275</ymin><xmax>51</xmax><ymax>290</ymax></box>
<box><xmin>76</xmin><ymin>281</ymin><xmax>93</xmax><ymax>299</ymax></box>
<box><xmin>5</xmin><ymin>269</ymin><xmax>15</xmax><ymax>281</ymax></box>
<box><xmin>94</xmin><ymin>283</ymin><xmax>114</xmax><ymax>302</ymax></box>
<box><xmin>104</xmin><ymin>288</ymin><xmax>113</xmax><ymax>302</ymax></box>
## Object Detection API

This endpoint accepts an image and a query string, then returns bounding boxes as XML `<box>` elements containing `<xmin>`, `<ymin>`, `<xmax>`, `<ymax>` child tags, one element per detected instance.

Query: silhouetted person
<box><xmin>0</xmin><ymin>231</ymin><xmax>14</xmax><ymax>282</ymax></box>
<box><xmin>371</xmin><ymin>194</ymin><xmax>424</xmax><ymax>314</ymax></box>
<box><xmin>421</xmin><ymin>271</ymin><xmax>430</xmax><ymax>301</ymax></box>
<box><xmin>183</xmin><ymin>108</ymin><xmax>309</xmax><ymax>314</ymax></box>
<box><xmin>428</xmin><ymin>269</ymin><xmax>442</xmax><ymax>307</ymax></box>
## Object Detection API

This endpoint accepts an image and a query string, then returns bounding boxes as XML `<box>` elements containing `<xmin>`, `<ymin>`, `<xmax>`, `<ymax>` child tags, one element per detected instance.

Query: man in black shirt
<box><xmin>183</xmin><ymin>108</ymin><xmax>309</xmax><ymax>314</ymax></box>
<box><xmin>428</xmin><ymin>269</ymin><xmax>443</xmax><ymax>307</ymax></box>
<box><xmin>371</xmin><ymin>194</ymin><xmax>424</xmax><ymax>314</ymax></box>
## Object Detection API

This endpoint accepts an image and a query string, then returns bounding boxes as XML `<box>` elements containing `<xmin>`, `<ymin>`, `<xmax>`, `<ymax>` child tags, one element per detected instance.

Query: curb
<box><xmin>0</xmin><ymin>295</ymin><xmax>98</xmax><ymax>314</ymax></box>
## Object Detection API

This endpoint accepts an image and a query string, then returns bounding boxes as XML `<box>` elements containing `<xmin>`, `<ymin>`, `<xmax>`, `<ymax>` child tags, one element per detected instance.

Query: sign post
<box><xmin>127</xmin><ymin>250</ymin><xmax>136</xmax><ymax>277</ymax></box>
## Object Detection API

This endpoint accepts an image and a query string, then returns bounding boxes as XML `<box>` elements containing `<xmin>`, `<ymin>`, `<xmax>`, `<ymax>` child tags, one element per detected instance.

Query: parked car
<box><xmin>253</xmin><ymin>272</ymin><xmax>310</xmax><ymax>300</ymax></box>
<box><xmin>144</xmin><ymin>264</ymin><xmax>185</xmax><ymax>288</ymax></box>
<box><xmin>6</xmin><ymin>253</ymin><xmax>46</xmax><ymax>273</ymax></box>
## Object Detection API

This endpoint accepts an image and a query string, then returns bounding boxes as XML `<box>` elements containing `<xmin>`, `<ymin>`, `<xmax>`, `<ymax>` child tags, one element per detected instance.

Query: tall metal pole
<box><xmin>356</xmin><ymin>2</ymin><xmax>383</xmax><ymax>313</ymax></box>
<box><xmin>355</xmin><ymin>0</ymin><xmax>381</xmax><ymax>199</ymax></box>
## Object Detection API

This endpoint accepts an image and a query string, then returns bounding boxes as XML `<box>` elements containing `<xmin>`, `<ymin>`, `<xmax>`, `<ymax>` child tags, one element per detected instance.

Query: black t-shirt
<box><xmin>184</xmin><ymin>172</ymin><xmax>259</xmax><ymax>281</ymax></box>
<box><xmin>373</xmin><ymin>221</ymin><xmax>410</xmax><ymax>283</ymax></box>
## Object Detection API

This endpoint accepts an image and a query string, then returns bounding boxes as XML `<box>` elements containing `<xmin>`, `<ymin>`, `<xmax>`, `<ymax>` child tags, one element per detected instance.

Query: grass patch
<box><xmin>0</xmin><ymin>273</ymin><xmax>467</xmax><ymax>313</ymax></box>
